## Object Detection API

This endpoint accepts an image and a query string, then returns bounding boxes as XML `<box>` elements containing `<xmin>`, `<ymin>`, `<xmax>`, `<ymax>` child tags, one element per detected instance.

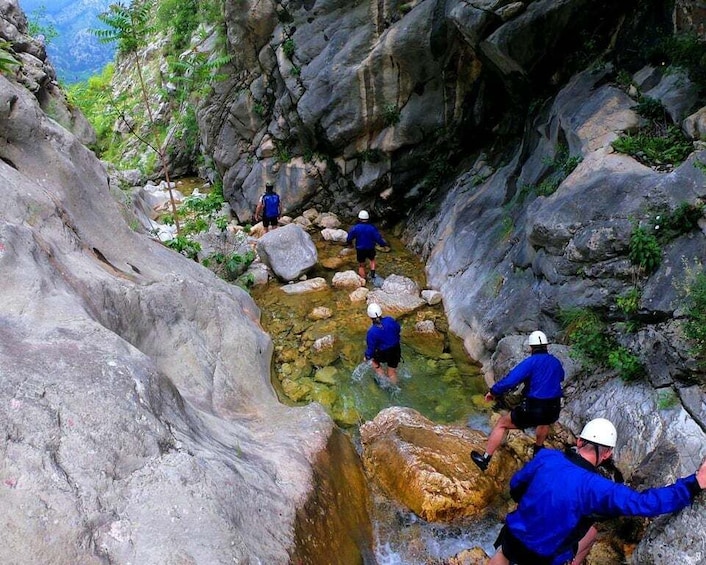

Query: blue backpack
<box><xmin>262</xmin><ymin>193</ymin><xmax>280</xmax><ymax>217</ymax></box>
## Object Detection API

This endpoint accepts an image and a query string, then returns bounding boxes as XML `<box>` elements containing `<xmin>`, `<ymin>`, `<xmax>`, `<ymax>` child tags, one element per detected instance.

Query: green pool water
<box><xmin>250</xmin><ymin>228</ymin><xmax>486</xmax><ymax>429</ymax></box>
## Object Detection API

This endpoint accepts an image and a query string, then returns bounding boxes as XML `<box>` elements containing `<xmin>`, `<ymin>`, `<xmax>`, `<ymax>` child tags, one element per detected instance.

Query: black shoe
<box><xmin>532</xmin><ymin>444</ymin><xmax>544</xmax><ymax>457</ymax></box>
<box><xmin>471</xmin><ymin>451</ymin><xmax>490</xmax><ymax>471</ymax></box>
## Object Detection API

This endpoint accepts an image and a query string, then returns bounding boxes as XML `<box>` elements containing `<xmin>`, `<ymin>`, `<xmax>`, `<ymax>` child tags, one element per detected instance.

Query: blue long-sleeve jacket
<box><xmin>365</xmin><ymin>317</ymin><xmax>400</xmax><ymax>359</ymax></box>
<box><xmin>346</xmin><ymin>222</ymin><xmax>387</xmax><ymax>250</ymax></box>
<box><xmin>506</xmin><ymin>448</ymin><xmax>701</xmax><ymax>564</ymax></box>
<box><xmin>490</xmin><ymin>351</ymin><xmax>564</xmax><ymax>399</ymax></box>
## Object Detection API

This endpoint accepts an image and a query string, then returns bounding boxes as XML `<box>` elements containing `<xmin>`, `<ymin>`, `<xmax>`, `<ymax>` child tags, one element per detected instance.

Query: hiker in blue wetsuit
<box><xmin>255</xmin><ymin>181</ymin><xmax>281</xmax><ymax>232</ymax></box>
<box><xmin>488</xmin><ymin>418</ymin><xmax>706</xmax><ymax>565</ymax></box>
<box><xmin>472</xmin><ymin>331</ymin><xmax>564</xmax><ymax>471</ymax></box>
<box><xmin>364</xmin><ymin>303</ymin><xmax>401</xmax><ymax>385</ymax></box>
<box><xmin>346</xmin><ymin>210</ymin><xmax>388</xmax><ymax>281</ymax></box>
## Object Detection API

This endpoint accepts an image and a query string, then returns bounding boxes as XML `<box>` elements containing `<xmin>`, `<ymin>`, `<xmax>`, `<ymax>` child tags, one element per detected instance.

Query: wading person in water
<box><xmin>346</xmin><ymin>210</ymin><xmax>388</xmax><ymax>282</ymax></box>
<box><xmin>255</xmin><ymin>181</ymin><xmax>281</xmax><ymax>232</ymax></box>
<box><xmin>364</xmin><ymin>303</ymin><xmax>401</xmax><ymax>386</ymax></box>
<box><xmin>472</xmin><ymin>330</ymin><xmax>564</xmax><ymax>471</ymax></box>
<box><xmin>488</xmin><ymin>417</ymin><xmax>706</xmax><ymax>565</ymax></box>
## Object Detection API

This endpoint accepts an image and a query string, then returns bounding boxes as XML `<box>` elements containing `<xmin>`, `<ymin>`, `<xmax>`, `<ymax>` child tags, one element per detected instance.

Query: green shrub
<box><xmin>204</xmin><ymin>250</ymin><xmax>256</xmax><ymax>281</ymax></box>
<box><xmin>382</xmin><ymin>104</ymin><xmax>401</xmax><ymax>127</ymax></box>
<box><xmin>628</xmin><ymin>225</ymin><xmax>661</xmax><ymax>273</ymax></box>
<box><xmin>607</xmin><ymin>347</ymin><xmax>644</xmax><ymax>382</ymax></box>
<box><xmin>612</xmin><ymin>126</ymin><xmax>693</xmax><ymax>168</ymax></box>
<box><xmin>684</xmin><ymin>269</ymin><xmax>706</xmax><ymax>366</ymax></box>
<box><xmin>165</xmin><ymin>235</ymin><xmax>201</xmax><ymax>259</ymax></box>
<box><xmin>560</xmin><ymin>308</ymin><xmax>610</xmax><ymax>365</ymax></box>
<box><xmin>282</xmin><ymin>38</ymin><xmax>296</xmax><ymax>60</ymax></box>
<box><xmin>657</xmin><ymin>388</ymin><xmax>679</xmax><ymax>410</ymax></box>
<box><xmin>616</xmin><ymin>287</ymin><xmax>640</xmax><ymax>316</ymax></box>
<box><xmin>651</xmin><ymin>202</ymin><xmax>704</xmax><ymax>244</ymax></box>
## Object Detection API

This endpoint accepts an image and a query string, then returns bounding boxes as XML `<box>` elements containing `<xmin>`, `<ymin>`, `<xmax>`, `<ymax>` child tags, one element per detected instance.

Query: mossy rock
<box><xmin>281</xmin><ymin>377</ymin><xmax>314</xmax><ymax>401</ymax></box>
<box><xmin>314</xmin><ymin>366</ymin><xmax>339</xmax><ymax>384</ymax></box>
<box><xmin>309</xmin><ymin>383</ymin><xmax>339</xmax><ymax>408</ymax></box>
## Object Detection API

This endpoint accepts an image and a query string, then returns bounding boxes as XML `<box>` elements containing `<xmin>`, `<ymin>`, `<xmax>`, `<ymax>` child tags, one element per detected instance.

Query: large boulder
<box><xmin>360</xmin><ymin>407</ymin><xmax>521</xmax><ymax>522</ymax></box>
<box><xmin>256</xmin><ymin>223</ymin><xmax>318</xmax><ymax>281</ymax></box>
<box><xmin>0</xmin><ymin>53</ymin><xmax>371</xmax><ymax>564</ymax></box>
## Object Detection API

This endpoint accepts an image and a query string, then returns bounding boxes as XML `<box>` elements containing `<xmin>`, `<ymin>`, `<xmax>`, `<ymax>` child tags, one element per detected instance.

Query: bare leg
<box><xmin>535</xmin><ymin>424</ymin><xmax>550</xmax><ymax>447</ymax></box>
<box><xmin>387</xmin><ymin>366</ymin><xmax>398</xmax><ymax>385</ymax></box>
<box><xmin>486</xmin><ymin>413</ymin><xmax>518</xmax><ymax>456</ymax></box>
<box><xmin>370</xmin><ymin>258</ymin><xmax>377</xmax><ymax>272</ymax></box>
<box><xmin>358</xmin><ymin>262</ymin><xmax>366</xmax><ymax>279</ymax></box>
<box><xmin>487</xmin><ymin>548</ymin><xmax>510</xmax><ymax>565</ymax></box>
<box><xmin>371</xmin><ymin>359</ymin><xmax>385</xmax><ymax>378</ymax></box>
<box><xmin>571</xmin><ymin>525</ymin><xmax>598</xmax><ymax>565</ymax></box>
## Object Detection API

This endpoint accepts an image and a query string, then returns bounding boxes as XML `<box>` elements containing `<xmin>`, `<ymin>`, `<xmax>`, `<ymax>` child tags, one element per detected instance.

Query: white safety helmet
<box><xmin>367</xmin><ymin>303</ymin><xmax>382</xmax><ymax>318</ymax></box>
<box><xmin>528</xmin><ymin>330</ymin><xmax>549</xmax><ymax>347</ymax></box>
<box><xmin>358</xmin><ymin>210</ymin><xmax>370</xmax><ymax>220</ymax></box>
<box><xmin>579</xmin><ymin>418</ymin><xmax>617</xmax><ymax>448</ymax></box>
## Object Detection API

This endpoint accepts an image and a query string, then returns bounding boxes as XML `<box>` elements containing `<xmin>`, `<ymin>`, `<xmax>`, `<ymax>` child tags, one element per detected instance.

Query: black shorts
<box><xmin>373</xmin><ymin>344</ymin><xmax>401</xmax><ymax>368</ymax></box>
<box><xmin>263</xmin><ymin>215</ymin><xmax>278</xmax><ymax>227</ymax></box>
<box><xmin>511</xmin><ymin>397</ymin><xmax>561</xmax><ymax>430</ymax></box>
<box><xmin>495</xmin><ymin>525</ymin><xmax>557</xmax><ymax>565</ymax></box>
<box><xmin>356</xmin><ymin>248</ymin><xmax>376</xmax><ymax>263</ymax></box>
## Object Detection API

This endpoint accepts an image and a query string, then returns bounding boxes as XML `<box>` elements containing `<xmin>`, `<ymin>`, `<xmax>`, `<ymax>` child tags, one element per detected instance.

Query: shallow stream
<box><xmin>250</xmin><ymin>227</ymin><xmax>501</xmax><ymax>562</ymax></box>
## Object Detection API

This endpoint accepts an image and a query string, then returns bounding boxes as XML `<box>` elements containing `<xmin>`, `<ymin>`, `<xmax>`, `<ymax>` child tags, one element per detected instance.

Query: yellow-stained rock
<box><xmin>280</xmin><ymin>377</ymin><xmax>313</xmax><ymax>401</ymax></box>
<box><xmin>403</xmin><ymin>323</ymin><xmax>446</xmax><ymax>358</ymax></box>
<box><xmin>360</xmin><ymin>406</ymin><xmax>523</xmax><ymax>522</ymax></box>
<box><xmin>446</xmin><ymin>547</ymin><xmax>491</xmax><ymax>564</ymax></box>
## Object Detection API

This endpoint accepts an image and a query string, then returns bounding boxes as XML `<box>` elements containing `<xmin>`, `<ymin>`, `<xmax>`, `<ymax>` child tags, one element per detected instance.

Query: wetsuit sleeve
<box><xmin>581</xmin><ymin>474</ymin><xmax>701</xmax><ymax>518</ymax></box>
<box><xmin>490</xmin><ymin>357</ymin><xmax>532</xmax><ymax>396</ymax></box>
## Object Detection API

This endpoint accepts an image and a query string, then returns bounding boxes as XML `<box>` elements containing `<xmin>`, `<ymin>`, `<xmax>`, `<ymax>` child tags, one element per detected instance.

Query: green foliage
<box><xmin>528</xmin><ymin>144</ymin><xmax>582</xmax><ymax>197</ymax></box>
<box><xmin>0</xmin><ymin>40</ymin><xmax>19</xmax><ymax>74</ymax></box>
<box><xmin>282</xmin><ymin>38</ymin><xmax>296</xmax><ymax>60</ymax></box>
<box><xmin>650</xmin><ymin>202</ymin><xmax>704</xmax><ymax>244</ymax></box>
<box><xmin>236</xmin><ymin>272</ymin><xmax>256</xmax><ymax>290</ymax></box>
<box><xmin>165</xmin><ymin>235</ymin><xmax>201</xmax><ymax>259</ymax></box>
<box><xmin>607</xmin><ymin>347</ymin><xmax>644</xmax><ymax>382</ymax></box>
<box><xmin>382</xmin><ymin>104</ymin><xmax>401</xmax><ymax>127</ymax></box>
<box><xmin>561</xmin><ymin>308</ymin><xmax>645</xmax><ymax>381</ymax></box>
<box><xmin>616</xmin><ymin>287</ymin><xmax>640</xmax><ymax>316</ymax></box>
<box><xmin>182</xmin><ymin>216</ymin><xmax>209</xmax><ymax>235</ymax></box>
<box><xmin>648</xmin><ymin>32</ymin><xmax>706</xmax><ymax>92</ymax></box>
<box><xmin>560</xmin><ymin>308</ymin><xmax>610</xmax><ymax>365</ymax></box>
<box><xmin>203</xmin><ymin>250</ymin><xmax>255</xmax><ymax>281</ymax></box>
<box><xmin>67</xmin><ymin>64</ymin><xmax>117</xmax><ymax>155</ymax></box>
<box><xmin>628</xmin><ymin>225</ymin><xmax>661</xmax><ymax>273</ymax></box>
<box><xmin>180</xmin><ymin>186</ymin><xmax>225</xmax><ymax>216</ymax></box>
<box><xmin>612</xmin><ymin>97</ymin><xmax>693</xmax><ymax>168</ymax></box>
<box><xmin>94</xmin><ymin>1</ymin><xmax>155</xmax><ymax>56</ymax></box>
<box><xmin>657</xmin><ymin>388</ymin><xmax>679</xmax><ymax>410</ymax></box>
<box><xmin>274</xmin><ymin>141</ymin><xmax>292</xmax><ymax>163</ymax></box>
<box><xmin>27</xmin><ymin>5</ymin><xmax>59</xmax><ymax>45</ymax></box>
<box><xmin>683</xmin><ymin>268</ymin><xmax>706</xmax><ymax>367</ymax></box>
<box><xmin>157</xmin><ymin>0</ymin><xmax>199</xmax><ymax>53</ymax></box>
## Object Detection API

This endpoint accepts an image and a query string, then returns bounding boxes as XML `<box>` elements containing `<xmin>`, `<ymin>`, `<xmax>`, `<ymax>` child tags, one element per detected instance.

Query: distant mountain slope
<box><xmin>18</xmin><ymin>0</ymin><xmax>115</xmax><ymax>83</ymax></box>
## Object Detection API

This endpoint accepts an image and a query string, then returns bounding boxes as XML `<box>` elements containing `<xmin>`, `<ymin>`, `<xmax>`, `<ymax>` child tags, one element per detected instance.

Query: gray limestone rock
<box><xmin>256</xmin><ymin>223</ymin><xmax>319</xmax><ymax>281</ymax></box>
<box><xmin>0</xmin><ymin>45</ymin><xmax>370</xmax><ymax>564</ymax></box>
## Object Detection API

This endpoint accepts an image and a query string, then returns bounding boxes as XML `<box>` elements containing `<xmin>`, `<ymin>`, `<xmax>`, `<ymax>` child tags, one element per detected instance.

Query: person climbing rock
<box><xmin>487</xmin><ymin>418</ymin><xmax>706</xmax><ymax>565</ymax></box>
<box><xmin>346</xmin><ymin>210</ymin><xmax>388</xmax><ymax>283</ymax></box>
<box><xmin>471</xmin><ymin>330</ymin><xmax>564</xmax><ymax>471</ymax></box>
<box><xmin>255</xmin><ymin>181</ymin><xmax>281</xmax><ymax>232</ymax></box>
<box><xmin>364</xmin><ymin>303</ymin><xmax>401</xmax><ymax>386</ymax></box>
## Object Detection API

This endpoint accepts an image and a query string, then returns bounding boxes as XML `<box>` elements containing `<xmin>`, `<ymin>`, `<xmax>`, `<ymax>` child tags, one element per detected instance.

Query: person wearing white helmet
<box><xmin>364</xmin><ymin>302</ymin><xmax>401</xmax><ymax>385</ymax></box>
<box><xmin>487</xmin><ymin>417</ymin><xmax>706</xmax><ymax>565</ymax></box>
<box><xmin>254</xmin><ymin>181</ymin><xmax>281</xmax><ymax>232</ymax></box>
<box><xmin>346</xmin><ymin>210</ymin><xmax>389</xmax><ymax>282</ymax></box>
<box><xmin>472</xmin><ymin>330</ymin><xmax>564</xmax><ymax>471</ymax></box>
